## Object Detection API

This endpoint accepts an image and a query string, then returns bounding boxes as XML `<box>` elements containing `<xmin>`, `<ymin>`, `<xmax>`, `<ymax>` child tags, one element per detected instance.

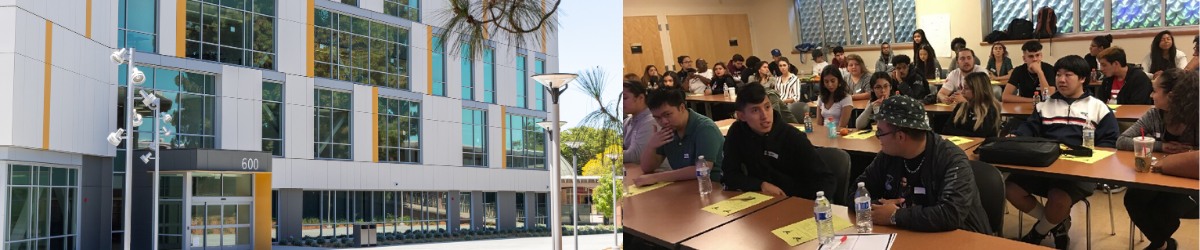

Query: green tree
<box><xmin>591</xmin><ymin>170</ymin><xmax>624</xmax><ymax>220</ymax></box>
<box><xmin>560</xmin><ymin>127</ymin><xmax>618</xmax><ymax>167</ymax></box>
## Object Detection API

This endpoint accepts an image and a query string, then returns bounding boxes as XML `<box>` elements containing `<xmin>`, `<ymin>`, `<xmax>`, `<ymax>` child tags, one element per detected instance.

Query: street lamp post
<box><xmin>605</xmin><ymin>153</ymin><xmax>620</xmax><ymax>249</ymax></box>
<box><xmin>564</xmin><ymin>141</ymin><xmax>584</xmax><ymax>250</ymax></box>
<box><xmin>107</xmin><ymin>48</ymin><xmax>138</xmax><ymax>250</ymax></box>
<box><xmin>531</xmin><ymin>73</ymin><xmax>578</xmax><ymax>250</ymax></box>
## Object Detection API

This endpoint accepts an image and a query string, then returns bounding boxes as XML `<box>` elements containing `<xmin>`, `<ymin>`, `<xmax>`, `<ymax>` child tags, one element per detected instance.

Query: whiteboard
<box><xmin>918</xmin><ymin>14</ymin><xmax>952</xmax><ymax>59</ymax></box>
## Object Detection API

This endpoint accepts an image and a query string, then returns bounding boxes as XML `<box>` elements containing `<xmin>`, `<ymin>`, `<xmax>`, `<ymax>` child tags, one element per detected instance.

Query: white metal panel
<box><xmin>240</xmin><ymin>68</ymin><xmax>264</xmax><ymax>151</ymax></box>
<box><xmin>408</xmin><ymin>23</ymin><xmax>428</xmax><ymax>95</ymax></box>
<box><xmin>494</xmin><ymin>47</ymin><xmax>514</xmax><ymax>107</ymax></box>
<box><xmin>360</xmin><ymin>0</ymin><xmax>383</xmax><ymax>13</ymax></box>
<box><xmin>0</xmin><ymin>53</ymin><xmax>15</xmax><ymax>146</ymax></box>
<box><xmin>284</xmin><ymin>75</ymin><xmax>314</xmax><ymax>159</ymax></box>
<box><xmin>0</xmin><ymin>7</ymin><xmax>14</xmax><ymax>53</ymax></box>
<box><xmin>16</xmin><ymin>9</ymin><xmax>45</xmax><ymax>64</ymax></box>
<box><xmin>217</xmin><ymin>65</ymin><xmax>240</xmax><ymax>150</ymax></box>
<box><xmin>276</xmin><ymin>0</ymin><xmax>303</xmax><ymax>23</ymax></box>
<box><xmin>158</xmin><ymin>0</ymin><xmax>177</xmax><ymax>57</ymax></box>
<box><xmin>352</xmin><ymin>84</ymin><xmax>371</xmax><ymax>162</ymax></box>
<box><xmin>276</xmin><ymin>19</ymin><xmax>306</xmax><ymax>76</ymax></box>
<box><xmin>487</xmin><ymin>104</ymin><xmax>502</xmax><ymax>169</ymax></box>
<box><xmin>13</xmin><ymin>54</ymin><xmax>43</xmax><ymax>149</ymax></box>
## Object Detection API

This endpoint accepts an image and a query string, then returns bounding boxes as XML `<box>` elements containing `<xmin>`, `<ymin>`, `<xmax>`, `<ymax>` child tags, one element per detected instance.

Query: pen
<box><xmin>824</xmin><ymin>235</ymin><xmax>848</xmax><ymax>250</ymax></box>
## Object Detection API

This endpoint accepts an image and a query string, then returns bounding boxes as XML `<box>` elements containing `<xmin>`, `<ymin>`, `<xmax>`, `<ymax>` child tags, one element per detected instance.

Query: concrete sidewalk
<box><xmin>273</xmin><ymin>233</ymin><xmax>623</xmax><ymax>250</ymax></box>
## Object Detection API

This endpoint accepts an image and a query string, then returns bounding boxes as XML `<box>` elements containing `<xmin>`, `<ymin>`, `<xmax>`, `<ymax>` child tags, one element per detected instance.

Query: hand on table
<box><xmin>760</xmin><ymin>182</ymin><xmax>786</xmax><ymax>196</ymax></box>
<box><xmin>870</xmin><ymin>198</ymin><xmax>905</xmax><ymax>225</ymax></box>
<box><xmin>1163</xmin><ymin>142</ymin><xmax>1194</xmax><ymax>154</ymax></box>
<box><xmin>632</xmin><ymin>174</ymin><xmax>658</xmax><ymax>187</ymax></box>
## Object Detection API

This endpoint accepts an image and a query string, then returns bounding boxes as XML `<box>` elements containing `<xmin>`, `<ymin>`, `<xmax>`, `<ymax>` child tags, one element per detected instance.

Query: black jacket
<box><xmin>722</xmin><ymin>111</ymin><xmax>835</xmax><ymax>200</ymax></box>
<box><xmin>710</xmin><ymin>75</ymin><xmax>736</xmax><ymax>94</ymax></box>
<box><xmin>896</xmin><ymin>69</ymin><xmax>931</xmax><ymax>101</ymax></box>
<box><xmin>1098</xmin><ymin>69</ymin><xmax>1153</xmax><ymax>105</ymax></box>
<box><xmin>849</xmin><ymin>132</ymin><xmax>992</xmax><ymax>234</ymax></box>
<box><xmin>941</xmin><ymin>104</ymin><xmax>1001</xmax><ymax>138</ymax></box>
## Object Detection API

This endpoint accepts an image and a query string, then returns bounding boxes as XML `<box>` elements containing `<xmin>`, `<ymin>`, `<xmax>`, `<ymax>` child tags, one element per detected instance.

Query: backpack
<box><xmin>1007</xmin><ymin>19</ymin><xmax>1034</xmax><ymax>40</ymax></box>
<box><xmin>1034</xmin><ymin>7</ymin><xmax>1058</xmax><ymax>39</ymax></box>
<box><xmin>984</xmin><ymin>30</ymin><xmax>1007</xmax><ymax>44</ymax></box>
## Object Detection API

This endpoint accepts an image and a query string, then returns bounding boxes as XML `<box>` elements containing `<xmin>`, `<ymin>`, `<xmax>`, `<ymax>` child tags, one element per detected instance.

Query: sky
<box><xmin>554</xmin><ymin>0</ymin><xmax>622</xmax><ymax>130</ymax></box>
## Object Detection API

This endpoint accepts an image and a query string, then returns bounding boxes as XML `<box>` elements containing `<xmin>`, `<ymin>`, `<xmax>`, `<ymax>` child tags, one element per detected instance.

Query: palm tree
<box><xmin>571</xmin><ymin>66</ymin><xmax>622</xmax><ymax>173</ymax></box>
<box><xmin>439</xmin><ymin>0</ymin><xmax>561</xmax><ymax>59</ymax></box>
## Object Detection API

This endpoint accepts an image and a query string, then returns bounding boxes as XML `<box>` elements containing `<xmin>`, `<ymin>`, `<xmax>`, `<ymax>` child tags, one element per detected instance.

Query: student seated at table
<box><xmin>987</xmin><ymin>43</ymin><xmax>1014</xmax><ymax>81</ymax></box>
<box><xmin>1187</xmin><ymin>36</ymin><xmax>1199</xmax><ymax>73</ymax></box>
<box><xmin>1005</xmin><ymin>55</ymin><xmax>1120</xmax><ymax>248</ymax></box>
<box><xmin>947</xmin><ymin>37</ymin><xmax>981</xmax><ymax>72</ymax></box>
<box><xmin>642</xmin><ymin>65</ymin><xmax>663</xmax><ymax>88</ymax></box>
<box><xmin>889</xmin><ymin>55</ymin><xmax>932</xmax><ymax>101</ymax></box>
<box><xmin>817</xmin><ymin>65</ymin><xmax>854</xmax><ymax>127</ymax></box>
<box><xmin>916</xmin><ymin>44</ymin><xmax>943</xmax><ymax>80</ymax></box>
<box><xmin>1085</xmin><ymin>34</ymin><xmax>1113</xmax><ymax>73</ymax></box>
<box><xmin>850</xmin><ymin>95</ymin><xmax>992</xmax><ymax>234</ymax></box>
<box><xmin>624</xmin><ymin>80</ymin><xmax>670</xmax><ymax>175</ymax></box>
<box><xmin>941</xmin><ymin>72</ymin><xmax>1002</xmax><ymax>137</ymax></box>
<box><xmin>811</xmin><ymin>50</ymin><xmax>830</xmax><ymax>77</ymax></box>
<box><xmin>659</xmin><ymin>72</ymin><xmax>681</xmax><ymax>91</ymax></box>
<box><xmin>1097</xmin><ymin>47</ymin><xmax>1152</xmax><ymax>104</ymax></box>
<box><xmin>748</xmin><ymin>61</ymin><xmax>798</xmax><ymax>123</ymax></box>
<box><xmin>1116</xmin><ymin>68</ymin><xmax>1199</xmax><ymax>250</ymax></box>
<box><xmin>1144</xmin><ymin>30</ymin><xmax>1190</xmax><ymax>79</ymax></box>
<box><xmin>634</xmin><ymin>88</ymin><xmax>725</xmax><ymax>186</ymax></box>
<box><xmin>876</xmin><ymin>42</ymin><xmax>894</xmax><ymax>73</ymax></box>
<box><xmin>706</xmin><ymin>62</ymin><xmax>736</xmax><ymax>95</ymax></box>
<box><xmin>843</xmin><ymin>54</ymin><xmax>874</xmax><ymax>100</ymax></box>
<box><xmin>855</xmin><ymin>72</ymin><xmax>896</xmax><ymax>130</ymax></box>
<box><xmin>721</xmin><ymin>84</ymin><xmax>834</xmax><ymax>199</ymax></box>
<box><xmin>1003</xmin><ymin>41</ymin><xmax>1057</xmax><ymax>103</ymax></box>
<box><xmin>938</xmin><ymin>48</ymin><xmax>988</xmax><ymax>104</ymax></box>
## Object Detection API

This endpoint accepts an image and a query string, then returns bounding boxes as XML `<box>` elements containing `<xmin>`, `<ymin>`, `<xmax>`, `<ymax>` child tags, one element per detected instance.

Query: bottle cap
<box><xmin>858</xmin><ymin>182</ymin><xmax>866</xmax><ymax>188</ymax></box>
<box><xmin>816</xmin><ymin>191</ymin><xmax>825</xmax><ymax>197</ymax></box>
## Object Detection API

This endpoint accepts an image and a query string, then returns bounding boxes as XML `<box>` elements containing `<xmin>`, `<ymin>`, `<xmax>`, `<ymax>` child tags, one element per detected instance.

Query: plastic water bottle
<box><xmin>1108</xmin><ymin>94</ymin><xmax>1118</xmax><ymax>106</ymax></box>
<box><xmin>1032</xmin><ymin>91</ymin><xmax>1041</xmax><ymax>105</ymax></box>
<box><xmin>696</xmin><ymin>156</ymin><xmax>713</xmax><ymax>196</ymax></box>
<box><xmin>826</xmin><ymin>118</ymin><xmax>838</xmax><ymax>138</ymax></box>
<box><xmin>854</xmin><ymin>182</ymin><xmax>874</xmax><ymax>233</ymax></box>
<box><xmin>803</xmin><ymin>113</ymin><xmax>814</xmax><ymax>133</ymax></box>
<box><xmin>1082</xmin><ymin>126</ymin><xmax>1096</xmax><ymax>149</ymax></box>
<box><xmin>814</xmin><ymin>191</ymin><xmax>835</xmax><ymax>244</ymax></box>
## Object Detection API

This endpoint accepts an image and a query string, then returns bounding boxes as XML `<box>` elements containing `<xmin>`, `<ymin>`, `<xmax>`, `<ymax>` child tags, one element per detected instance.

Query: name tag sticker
<box><xmin>683</xmin><ymin>153</ymin><xmax>690</xmax><ymax>159</ymax></box>
<box><xmin>764</xmin><ymin>151</ymin><xmax>779</xmax><ymax>159</ymax></box>
<box><xmin>914</xmin><ymin>187</ymin><xmax>927</xmax><ymax>195</ymax></box>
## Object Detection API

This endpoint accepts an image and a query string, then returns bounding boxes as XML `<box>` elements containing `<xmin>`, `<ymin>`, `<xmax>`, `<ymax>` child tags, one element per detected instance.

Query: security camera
<box><xmin>139</xmin><ymin>152</ymin><xmax>153</xmax><ymax>164</ymax></box>
<box><xmin>110</xmin><ymin>48</ymin><xmax>127</xmax><ymax>64</ymax></box>
<box><xmin>131</xmin><ymin>113</ymin><xmax>143</xmax><ymax>127</ymax></box>
<box><xmin>139</xmin><ymin>90</ymin><xmax>159</xmax><ymax>108</ymax></box>
<box><xmin>161</xmin><ymin>113</ymin><xmax>172</xmax><ymax>123</ymax></box>
<box><xmin>106</xmin><ymin>128</ymin><xmax>125</xmax><ymax>146</ymax></box>
<box><xmin>129</xmin><ymin>67</ymin><xmax>146</xmax><ymax>85</ymax></box>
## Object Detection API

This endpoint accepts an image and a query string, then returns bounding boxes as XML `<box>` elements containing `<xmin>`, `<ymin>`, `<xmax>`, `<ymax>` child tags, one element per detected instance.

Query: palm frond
<box><xmin>437</xmin><ymin>0</ymin><xmax>561</xmax><ymax>59</ymax></box>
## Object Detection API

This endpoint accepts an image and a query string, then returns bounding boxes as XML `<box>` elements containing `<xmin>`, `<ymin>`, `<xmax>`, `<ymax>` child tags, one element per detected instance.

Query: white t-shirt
<box><xmin>696</xmin><ymin>70</ymin><xmax>713</xmax><ymax>80</ymax></box>
<box><xmin>943</xmin><ymin>65</ymin><xmax>988</xmax><ymax>93</ymax></box>
<box><xmin>812</xmin><ymin>62</ymin><xmax>830</xmax><ymax>76</ymax></box>
<box><xmin>1142</xmin><ymin>49</ymin><xmax>1191</xmax><ymax>76</ymax></box>
<box><xmin>818</xmin><ymin>95</ymin><xmax>855</xmax><ymax>125</ymax></box>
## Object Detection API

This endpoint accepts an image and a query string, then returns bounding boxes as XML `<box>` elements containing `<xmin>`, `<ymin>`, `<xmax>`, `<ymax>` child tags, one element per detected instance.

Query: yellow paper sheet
<box><xmin>1107</xmin><ymin>104</ymin><xmax>1121</xmax><ymax>110</ymax></box>
<box><xmin>794</xmin><ymin>125</ymin><xmax>807</xmax><ymax>132</ymax></box>
<box><xmin>1059</xmin><ymin>149</ymin><xmax>1116</xmax><ymax>164</ymax></box>
<box><xmin>771</xmin><ymin>216</ymin><xmax>854</xmax><ymax>246</ymax></box>
<box><xmin>720</xmin><ymin>125</ymin><xmax>730</xmax><ymax>131</ymax></box>
<box><xmin>841</xmin><ymin>130</ymin><xmax>875</xmax><ymax>140</ymax></box>
<box><xmin>943</xmin><ymin>136</ymin><xmax>973</xmax><ymax>146</ymax></box>
<box><xmin>700</xmin><ymin>192</ymin><xmax>773</xmax><ymax>216</ymax></box>
<box><xmin>990</xmin><ymin>80</ymin><xmax>1003</xmax><ymax>85</ymax></box>
<box><xmin>933</xmin><ymin>103</ymin><xmax>952</xmax><ymax>107</ymax></box>
<box><xmin>625</xmin><ymin>182</ymin><xmax>672</xmax><ymax>197</ymax></box>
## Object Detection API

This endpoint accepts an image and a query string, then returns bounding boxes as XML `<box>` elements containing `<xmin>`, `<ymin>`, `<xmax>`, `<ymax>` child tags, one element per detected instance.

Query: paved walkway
<box><xmin>274</xmin><ymin>233</ymin><xmax>623</xmax><ymax>250</ymax></box>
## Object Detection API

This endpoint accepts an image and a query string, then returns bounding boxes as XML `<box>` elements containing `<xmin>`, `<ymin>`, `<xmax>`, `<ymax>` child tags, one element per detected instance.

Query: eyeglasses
<box><xmin>875</xmin><ymin>129</ymin><xmax>898</xmax><ymax>138</ymax></box>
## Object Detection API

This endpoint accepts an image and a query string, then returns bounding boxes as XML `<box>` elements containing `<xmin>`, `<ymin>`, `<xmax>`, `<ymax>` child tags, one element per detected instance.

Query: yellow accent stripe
<box><xmin>426</xmin><ymin>26</ymin><xmax>433</xmax><ymax>94</ymax></box>
<box><xmin>85</xmin><ymin>0</ymin><xmax>92</xmax><ymax>38</ymax></box>
<box><xmin>176</xmin><ymin>0</ymin><xmax>185</xmax><ymax>57</ymax></box>
<box><xmin>372</xmin><ymin>87</ymin><xmax>379</xmax><ymax>162</ymax></box>
<box><xmin>253</xmin><ymin>173</ymin><xmax>273</xmax><ymax>250</ymax></box>
<box><xmin>500</xmin><ymin>106</ymin><xmax>506</xmax><ymax>169</ymax></box>
<box><xmin>306</xmin><ymin>0</ymin><xmax>315</xmax><ymax>77</ymax></box>
<box><xmin>42</xmin><ymin>20</ymin><xmax>52</xmax><ymax>150</ymax></box>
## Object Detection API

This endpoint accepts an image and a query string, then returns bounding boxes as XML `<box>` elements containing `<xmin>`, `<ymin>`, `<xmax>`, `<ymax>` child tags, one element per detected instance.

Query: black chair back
<box><xmin>815</xmin><ymin>148</ymin><xmax>851</xmax><ymax>206</ymax></box>
<box><xmin>970</xmin><ymin>160</ymin><xmax>1006</xmax><ymax>235</ymax></box>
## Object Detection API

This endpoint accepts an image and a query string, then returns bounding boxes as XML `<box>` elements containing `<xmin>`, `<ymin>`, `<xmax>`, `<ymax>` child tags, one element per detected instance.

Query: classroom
<box><xmin>621</xmin><ymin>0</ymin><xmax>1199</xmax><ymax>249</ymax></box>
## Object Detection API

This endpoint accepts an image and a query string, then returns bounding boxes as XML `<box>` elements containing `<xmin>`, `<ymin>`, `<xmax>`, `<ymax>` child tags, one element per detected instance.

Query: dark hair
<box><xmin>623</xmin><ymin>80</ymin><xmax>647</xmax><ymax>97</ymax></box>
<box><xmin>713</xmin><ymin>62</ymin><xmax>728</xmax><ymax>77</ymax></box>
<box><xmin>811</xmin><ymin>49</ymin><xmax>825</xmax><ymax>60</ymax></box>
<box><xmin>989</xmin><ymin>43</ymin><xmax>1008</xmax><ymax>63</ymax></box>
<box><xmin>660</xmin><ymin>71</ymin><xmax>682</xmax><ymax>91</ymax></box>
<box><xmin>732</xmin><ymin>54</ymin><xmax>745</xmax><ymax>62</ymax></box>
<box><xmin>677</xmin><ymin>55</ymin><xmax>690</xmax><ymax>64</ymax></box>
<box><xmin>917</xmin><ymin>44</ymin><xmax>938</xmax><ymax>77</ymax></box>
<box><xmin>891</xmin><ymin>54</ymin><xmax>912</xmax><ymax>66</ymax></box>
<box><xmin>1158</xmin><ymin>68</ymin><xmax>1199</xmax><ymax>132</ymax></box>
<box><xmin>1097</xmin><ymin>47</ymin><xmax>1128</xmax><ymax>67</ymax></box>
<box><xmin>868</xmin><ymin>72</ymin><xmax>897</xmax><ymax>102</ymax></box>
<box><xmin>775</xmin><ymin>56</ymin><xmax>798</xmax><ymax>76</ymax></box>
<box><xmin>912</xmin><ymin>29</ymin><xmax>929</xmax><ymax>56</ymax></box>
<box><xmin>1092</xmin><ymin>34</ymin><xmax>1114</xmax><ymax>49</ymax></box>
<box><xmin>1021</xmin><ymin>40</ymin><xmax>1043</xmax><ymax>53</ymax></box>
<box><xmin>1053</xmin><ymin>55</ymin><xmax>1091</xmax><ymax>86</ymax></box>
<box><xmin>735</xmin><ymin>82</ymin><xmax>769</xmax><ymax>111</ymax></box>
<box><xmin>957</xmin><ymin>48</ymin><xmax>976</xmax><ymax>60</ymax></box>
<box><xmin>951</xmin><ymin>37</ymin><xmax>967</xmax><ymax>50</ymax></box>
<box><xmin>641</xmin><ymin>65</ymin><xmax>660</xmax><ymax>86</ymax></box>
<box><xmin>833</xmin><ymin>46</ymin><xmax>845</xmax><ymax>54</ymax></box>
<box><xmin>818</xmin><ymin>65</ymin><xmax>849</xmax><ymax>103</ymax></box>
<box><xmin>624</xmin><ymin>73</ymin><xmax>639</xmax><ymax>81</ymax></box>
<box><xmin>646</xmin><ymin>87</ymin><xmax>687</xmax><ymax>110</ymax></box>
<box><xmin>1150</xmin><ymin>30</ymin><xmax>1179</xmax><ymax>73</ymax></box>
<box><xmin>880</xmin><ymin>42</ymin><xmax>892</xmax><ymax>57</ymax></box>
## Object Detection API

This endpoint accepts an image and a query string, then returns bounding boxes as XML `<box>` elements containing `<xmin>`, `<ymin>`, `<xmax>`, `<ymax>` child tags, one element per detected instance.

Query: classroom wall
<box><xmin>625</xmin><ymin>0</ymin><xmax>1198</xmax><ymax>77</ymax></box>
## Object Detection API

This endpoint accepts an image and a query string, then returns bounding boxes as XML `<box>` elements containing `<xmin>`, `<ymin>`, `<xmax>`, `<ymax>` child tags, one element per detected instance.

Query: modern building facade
<box><xmin>0</xmin><ymin>0</ymin><xmax>557</xmax><ymax>249</ymax></box>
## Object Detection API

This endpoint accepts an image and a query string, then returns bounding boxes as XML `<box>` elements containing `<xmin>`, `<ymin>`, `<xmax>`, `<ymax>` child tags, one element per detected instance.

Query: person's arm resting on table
<box><xmin>893</xmin><ymin>156</ymin><xmax>976</xmax><ymax>232</ymax></box>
